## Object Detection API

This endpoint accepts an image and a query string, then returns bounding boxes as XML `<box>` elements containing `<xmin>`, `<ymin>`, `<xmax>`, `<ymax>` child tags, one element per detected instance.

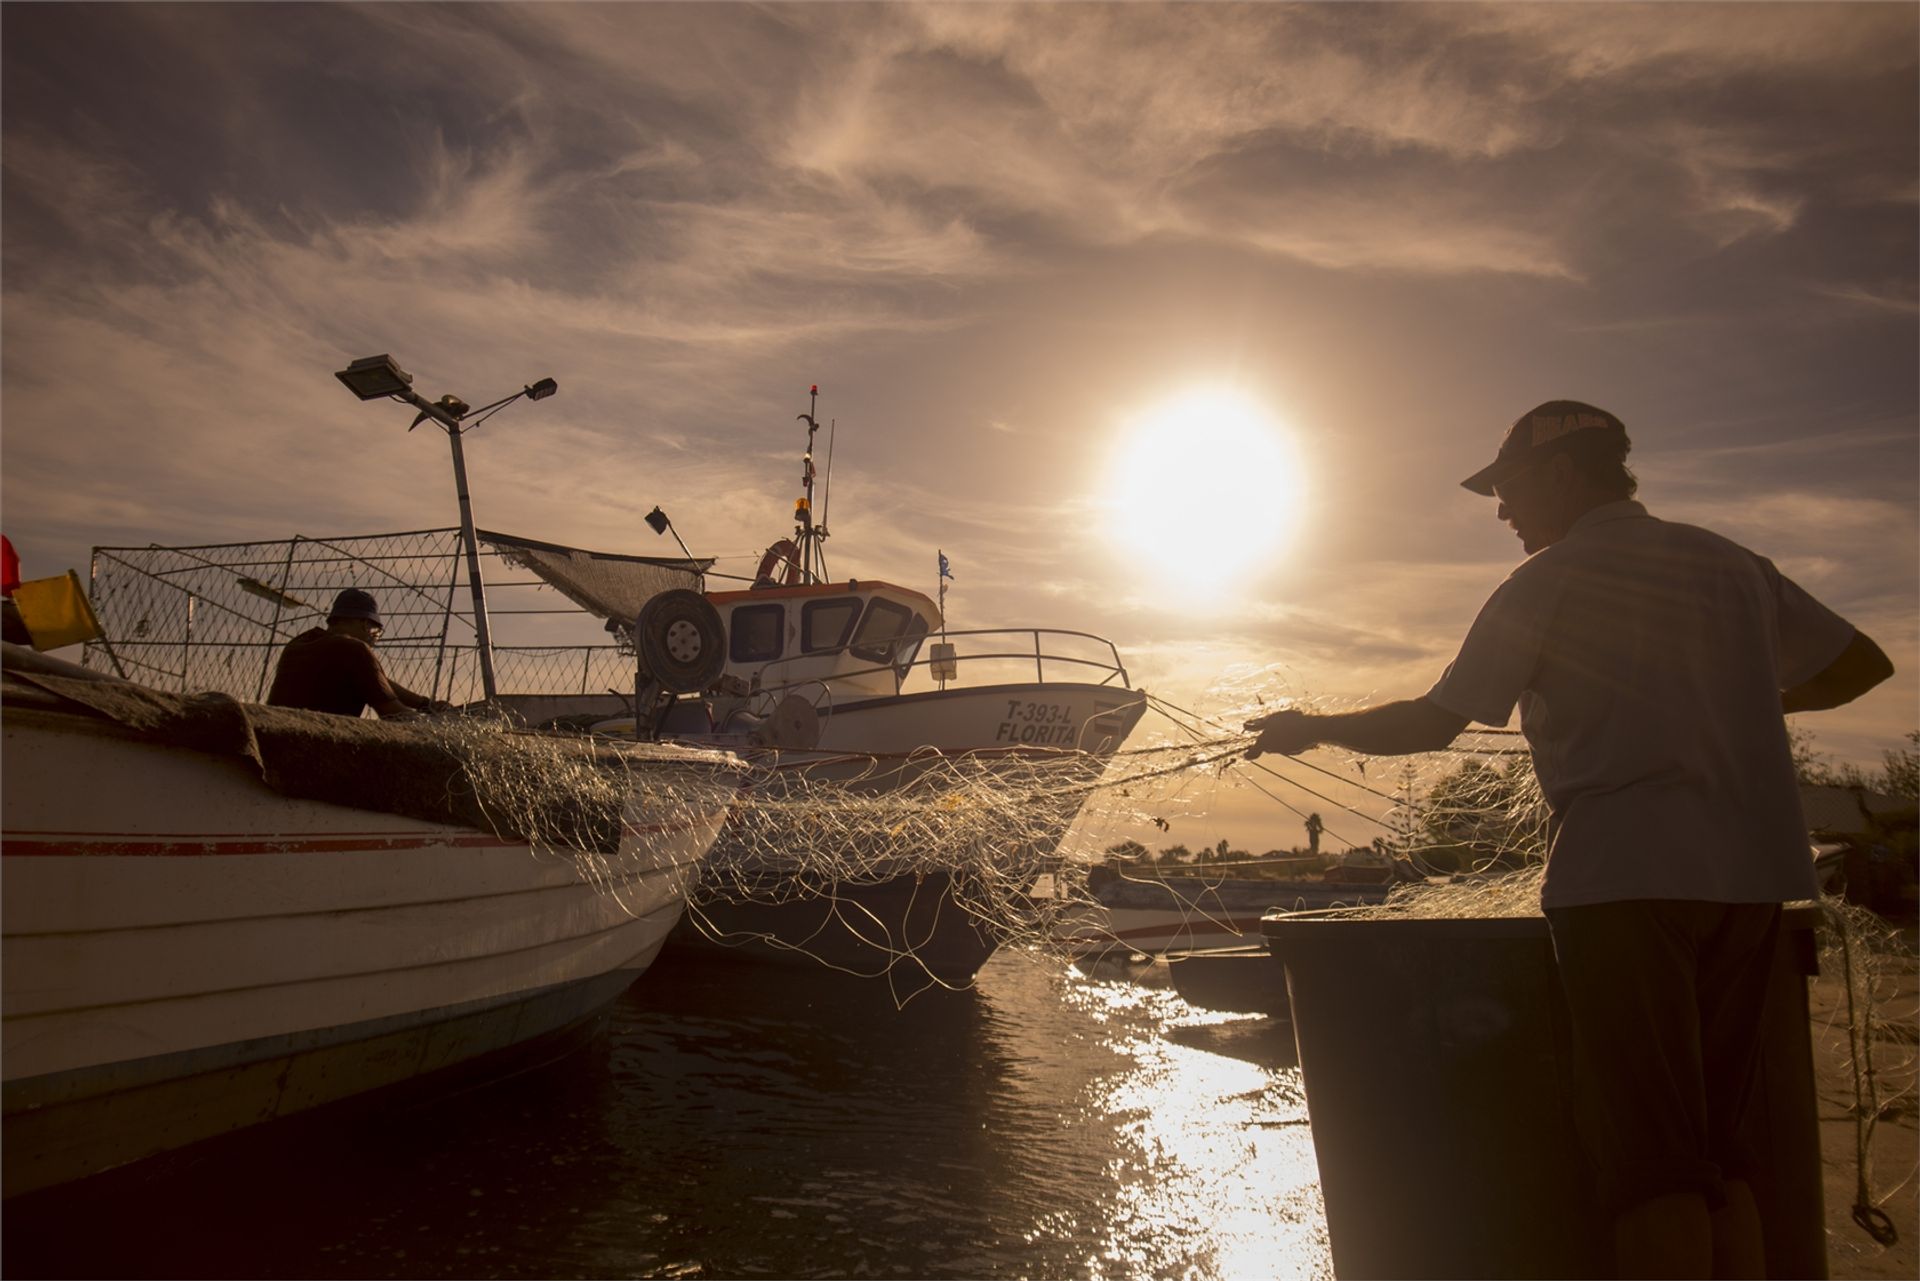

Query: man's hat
<box><xmin>327</xmin><ymin>588</ymin><xmax>383</xmax><ymax>628</ymax></box>
<box><xmin>1461</xmin><ymin>400</ymin><xmax>1628</xmax><ymax>496</ymax></box>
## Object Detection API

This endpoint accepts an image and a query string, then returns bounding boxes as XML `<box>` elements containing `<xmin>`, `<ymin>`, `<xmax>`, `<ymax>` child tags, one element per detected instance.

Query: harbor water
<box><xmin>4</xmin><ymin>948</ymin><xmax>1331</xmax><ymax>1280</ymax></box>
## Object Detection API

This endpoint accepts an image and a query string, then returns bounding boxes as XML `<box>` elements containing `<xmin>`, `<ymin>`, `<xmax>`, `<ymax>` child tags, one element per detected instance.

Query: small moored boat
<box><xmin>1053</xmin><ymin>853</ymin><xmax>1411</xmax><ymax>959</ymax></box>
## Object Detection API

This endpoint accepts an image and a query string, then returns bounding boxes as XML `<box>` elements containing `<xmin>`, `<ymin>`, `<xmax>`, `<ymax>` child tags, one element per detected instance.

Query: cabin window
<box><xmin>801</xmin><ymin>597</ymin><xmax>861</xmax><ymax>654</ymax></box>
<box><xmin>892</xmin><ymin>614</ymin><xmax>931</xmax><ymax>677</ymax></box>
<box><xmin>729</xmin><ymin>604</ymin><xmax>785</xmax><ymax>663</ymax></box>
<box><xmin>850</xmin><ymin>598</ymin><xmax>923</xmax><ymax>666</ymax></box>
<box><xmin>887</xmin><ymin>614</ymin><xmax>933</xmax><ymax>687</ymax></box>
<box><xmin>850</xmin><ymin>598</ymin><xmax>912</xmax><ymax>664</ymax></box>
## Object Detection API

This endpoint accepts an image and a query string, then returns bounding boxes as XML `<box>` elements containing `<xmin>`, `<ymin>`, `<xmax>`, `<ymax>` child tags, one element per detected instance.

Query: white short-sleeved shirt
<box><xmin>1426</xmin><ymin>501</ymin><xmax>1852</xmax><ymax>908</ymax></box>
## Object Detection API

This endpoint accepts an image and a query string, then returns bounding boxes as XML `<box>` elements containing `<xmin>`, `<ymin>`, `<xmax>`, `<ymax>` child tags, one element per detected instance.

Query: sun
<box><xmin>1104</xmin><ymin>388</ymin><xmax>1304</xmax><ymax>598</ymax></box>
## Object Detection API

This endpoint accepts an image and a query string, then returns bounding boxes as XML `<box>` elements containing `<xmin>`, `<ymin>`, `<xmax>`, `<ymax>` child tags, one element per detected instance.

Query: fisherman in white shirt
<box><xmin>1247</xmin><ymin>400</ymin><xmax>1893</xmax><ymax>1280</ymax></box>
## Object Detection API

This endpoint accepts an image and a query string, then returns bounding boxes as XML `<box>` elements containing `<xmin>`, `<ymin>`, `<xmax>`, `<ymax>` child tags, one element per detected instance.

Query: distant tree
<box><xmin>1159</xmin><ymin>843</ymin><xmax>1193</xmax><ymax>864</ymax></box>
<box><xmin>1787</xmin><ymin>721</ymin><xmax>1829</xmax><ymax>785</ymax></box>
<box><xmin>1193</xmin><ymin>837</ymin><xmax>1249</xmax><ymax>865</ymax></box>
<box><xmin>1417</xmin><ymin>756</ymin><xmax>1546</xmax><ymax>872</ymax></box>
<box><xmin>1791</xmin><ymin>722</ymin><xmax>1914</xmax><ymax>795</ymax></box>
<box><xmin>1383</xmin><ymin>761</ymin><xmax>1423</xmax><ymax>855</ymax></box>
<box><xmin>1105</xmin><ymin>839</ymin><xmax>1150</xmax><ymax>864</ymax></box>
<box><xmin>1882</xmin><ymin>732</ymin><xmax>1919</xmax><ymax>802</ymax></box>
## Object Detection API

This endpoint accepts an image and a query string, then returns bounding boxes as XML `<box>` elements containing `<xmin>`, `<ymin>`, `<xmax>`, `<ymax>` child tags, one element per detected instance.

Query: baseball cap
<box><xmin>327</xmin><ymin>588</ymin><xmax>383</xmax><ymax>628</ymax></box>
<box><xmin>1461</xmin><ymin>400</ymin><xmax>1628</xmax><ymax>496</ymax></box>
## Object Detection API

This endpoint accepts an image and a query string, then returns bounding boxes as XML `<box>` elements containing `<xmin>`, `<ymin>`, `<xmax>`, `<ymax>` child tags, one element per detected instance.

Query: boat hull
<box><xmin>681</xmin><ymin>869</ymin><xmax>1000</xmax><ymax>991</ymax></box>
<box><xmin>1</xmin><ymin>705</ymin><xmax>732</xmax><ymax>1195</ymax></box>
<box><xmin>673</xmin><ymin>683</ymin><xmax>1147</xmax><ymax>989</ymax></box>
<box><xmin>1167</xmin><ymin>945</ymin><xmax>1293</xmax><ymax>1018</ymax></box>
<box><xmin>1055</xmin><ymin>876</ymin><xmax>1395</xmax><ymax>957</ymax></box>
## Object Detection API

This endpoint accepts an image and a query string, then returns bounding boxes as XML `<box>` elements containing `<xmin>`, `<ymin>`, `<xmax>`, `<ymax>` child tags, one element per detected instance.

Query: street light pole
<box><xmin>424</xmin><ymin>400</ymin><xmax>499</xmax><ymax>702</ymax></box>
<box><xmin>334</xmin><ymin>356</ymin><xmax>558</xmax><ymax>708</ymax></box>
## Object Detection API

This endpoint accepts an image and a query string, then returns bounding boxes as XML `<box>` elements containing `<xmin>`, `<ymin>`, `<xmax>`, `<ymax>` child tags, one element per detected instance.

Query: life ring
<box><xmin>754</xmin><ymin>539</ymin><xmax>802</xmax><ymax>587</ymax></box>
<box><xmin>634</xmin><ymin>589</ymin><xmax>727</xmax><ymax>693</ymax></box>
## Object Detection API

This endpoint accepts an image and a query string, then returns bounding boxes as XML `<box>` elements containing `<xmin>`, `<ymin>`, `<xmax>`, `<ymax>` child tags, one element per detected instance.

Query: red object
<box><xmin>810</xmin><ymin>384</ymin><xmax>818</xmax><ymax>395</ymax></box>
<box><xmin>1</xmin><ymin>534</ymin><xmax>19</xmax><ymax>597</ymax></box>
<box><xmin>755</xmin><ymin>539</ymin><xmax>803</xmax><ymax>587</ymax></box>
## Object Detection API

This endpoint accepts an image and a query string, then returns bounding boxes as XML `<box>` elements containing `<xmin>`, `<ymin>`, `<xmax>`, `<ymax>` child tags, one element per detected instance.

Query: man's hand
<box><xmin>1244</xmin><ymin>708</ymin><xmax>1319</xmax><ymax>760</ymax></box>
<box><xmin>421</xmin><ymin>699</ymin><xmax>458</xmax><ymax>716</ymax></box>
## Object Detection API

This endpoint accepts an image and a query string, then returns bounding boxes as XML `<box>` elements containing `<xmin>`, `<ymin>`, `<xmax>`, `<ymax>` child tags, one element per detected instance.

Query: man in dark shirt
<box><xmin>267</xmin><ymin>589</ymin><xmax>448</xmax><ymax>719</ymax></box>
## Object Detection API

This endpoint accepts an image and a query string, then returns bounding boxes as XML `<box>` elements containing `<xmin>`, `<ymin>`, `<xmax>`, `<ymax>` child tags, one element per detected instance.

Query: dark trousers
<box><xmin>1546</xmin><ymin>899</ymin><xmax>1783</xmax><ymax>1214</ymax></box>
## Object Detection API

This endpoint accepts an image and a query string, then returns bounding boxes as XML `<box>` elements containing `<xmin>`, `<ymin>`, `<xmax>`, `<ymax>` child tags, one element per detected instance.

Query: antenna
<box><xmin>794</xmin><ymin>385</ymin><xmax>821</xmax><ymax>582</ymax></box>
<box><xmin>819</xmin><ymin>416</ymin><xmax>836</xmax><ymax>566</ymax></box>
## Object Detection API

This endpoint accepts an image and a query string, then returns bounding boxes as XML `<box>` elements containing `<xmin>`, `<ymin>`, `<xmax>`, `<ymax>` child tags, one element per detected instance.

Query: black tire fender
<box><xmin>634</xmin><ymin>589</ymin><xmax>727</xmax><ymax>694</ymax></box>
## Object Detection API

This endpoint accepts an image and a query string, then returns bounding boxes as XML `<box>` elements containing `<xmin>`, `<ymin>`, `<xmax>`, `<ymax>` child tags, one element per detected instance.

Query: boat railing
<box><xmin>752</xmin><ymin>626</ymin><xmax>1130</xmax><ymax>703</ymax></box>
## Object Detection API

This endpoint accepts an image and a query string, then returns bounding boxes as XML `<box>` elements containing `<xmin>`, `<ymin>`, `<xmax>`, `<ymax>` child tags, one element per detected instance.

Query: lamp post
<box><xmin>644</xmin><ymin>505</ymin><xmax>697</xmax><ymax>562</ymax></box>
<box><xmin>334</xmin><ymin>354</ymin><xmax>557</xmax><ymax>703</ymax></box>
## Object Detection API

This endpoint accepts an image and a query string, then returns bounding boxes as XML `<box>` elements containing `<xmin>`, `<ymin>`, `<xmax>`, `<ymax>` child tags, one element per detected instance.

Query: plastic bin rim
<box><xmin>1259</xmin><ymin>899</ymin><xmax>1823</xmax><ymax>944</ymax></box>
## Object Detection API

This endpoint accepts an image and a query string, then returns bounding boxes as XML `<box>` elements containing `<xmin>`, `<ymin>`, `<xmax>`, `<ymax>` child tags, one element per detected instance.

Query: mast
<box><xmin>794</xmin><ymin>384</ymin><xmax>825</xmax><ymax>583</ymax></box>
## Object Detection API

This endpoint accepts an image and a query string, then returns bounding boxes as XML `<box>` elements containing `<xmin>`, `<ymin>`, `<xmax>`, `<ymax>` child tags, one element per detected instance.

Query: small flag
<box><xmin>13</xmin><ymin>570</ymin><xmax>105</xmax><ymax>651</ymax></box>
<box><xmin>938</xmin><ymin>551</ymin><xmax>953</xmax><ymax>581</ymax></box>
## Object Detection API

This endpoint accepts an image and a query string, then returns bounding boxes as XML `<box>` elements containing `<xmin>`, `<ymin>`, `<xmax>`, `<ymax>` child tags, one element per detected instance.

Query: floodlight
<box><xmin>525</xmin><ymin>378</ymin><xmax>558</xmax><ymax>401</ymax></box>
<box><xmin>334</xmin><ymin>354</ymin><xmax>413</xmax><ymax>400</ymax></box>
<box><xmin>644</xmin><ymin>507</ymin><xmax>671</xmax><ymax>536</ymax></box>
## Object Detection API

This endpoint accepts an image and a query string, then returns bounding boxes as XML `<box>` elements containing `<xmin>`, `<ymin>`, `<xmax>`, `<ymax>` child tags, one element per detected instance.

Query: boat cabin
<box><xmin>706</xmin><ymin>580</ymin><xmax>941</xmax><ymax>699</ymax></box>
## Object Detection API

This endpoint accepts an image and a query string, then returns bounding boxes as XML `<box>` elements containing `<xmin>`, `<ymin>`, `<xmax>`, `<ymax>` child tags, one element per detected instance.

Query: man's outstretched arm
<box><xmin>1782</xmin><ymin>630</ymin><xmax>1894</xmax><ymax>714</ymax></box>
<box><xmin>1245</xmin><ymin>696</ymin><xmax>1470</xmax><ymax>760</ymax></box>
<box><xmin>386</xmin><ymin>672</ymin><xmax>453</xmax><ymax>715</ymax></box>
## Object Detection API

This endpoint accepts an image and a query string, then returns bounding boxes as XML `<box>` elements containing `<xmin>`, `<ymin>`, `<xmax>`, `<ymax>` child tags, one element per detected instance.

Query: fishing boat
<box><xmin>0</xmin><ymin>643</ymin><xmax>740</xmax><ymax>1196</ymax></box>
<box><xmin>1167</xmin><ymin>942</ymin><xmax>1294</xmax><ymax>1018</ymax></box>
<box><xmin>603</xmin><ymin>388</ymin><xmax>1149</xmax><ymax>990</ymax></box>
<box><xmin>631</xmin><ymin>578</ymin><xmax>1146</xmax><ymax>989</ymax></box>
<box><xmin>1054</xmin><ymin>852</ymin><xmax>1410</xmax><ymax>959</ymax></box>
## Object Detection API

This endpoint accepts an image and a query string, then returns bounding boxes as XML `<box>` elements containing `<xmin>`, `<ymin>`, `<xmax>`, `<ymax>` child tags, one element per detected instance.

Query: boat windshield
<box><xmin>851</xmin><ymin>599</ymin><xmax>930</xmax><ymax>675</ymax></box>
<box><xmin>802</xmin><ymin>597</ymin><xmax>861</xmax><ymax>654</ymax></box>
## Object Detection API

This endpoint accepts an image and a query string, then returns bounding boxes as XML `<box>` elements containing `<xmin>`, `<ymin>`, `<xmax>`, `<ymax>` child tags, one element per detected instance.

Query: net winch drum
<box><xmin>633</xmin><ymin>589</ymin><xmax>727</xmax><ymax>695</ymax></box>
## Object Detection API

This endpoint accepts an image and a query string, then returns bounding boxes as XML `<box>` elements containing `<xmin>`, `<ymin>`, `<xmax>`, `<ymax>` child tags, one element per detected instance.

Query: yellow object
<box><xmin>12</xmin><ymin>571</ymin><xmax>105</xmax><ymax>651</ymax></box>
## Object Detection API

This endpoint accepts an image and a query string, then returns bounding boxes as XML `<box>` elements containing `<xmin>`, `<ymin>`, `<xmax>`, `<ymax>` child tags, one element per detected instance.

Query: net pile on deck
<box><xmin>2</xmin><ymin>659</ymin><xmax>739</xmax><ymax>907</ymax></box>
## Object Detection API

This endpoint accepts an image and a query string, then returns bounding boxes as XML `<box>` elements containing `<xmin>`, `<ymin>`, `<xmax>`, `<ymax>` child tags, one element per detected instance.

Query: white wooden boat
<box><xmin>0</xmin><ymin>645</ymin><xmax>739</xmax><ymax>1196</ymax></box>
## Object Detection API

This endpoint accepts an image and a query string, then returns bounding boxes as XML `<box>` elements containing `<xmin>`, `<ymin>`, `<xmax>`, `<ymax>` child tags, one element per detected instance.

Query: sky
<box><xmin>4</xmin><ymin>2</ymin><xmax>1915</xmax><ymax>854</ymax></box>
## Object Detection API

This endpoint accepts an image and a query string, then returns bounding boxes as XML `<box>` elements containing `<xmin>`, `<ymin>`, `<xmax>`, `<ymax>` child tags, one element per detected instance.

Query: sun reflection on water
<box><xmin>1047</xmin><ymin>965</ymin><xmax>1332</xmax><ymax>1280</ymax></box>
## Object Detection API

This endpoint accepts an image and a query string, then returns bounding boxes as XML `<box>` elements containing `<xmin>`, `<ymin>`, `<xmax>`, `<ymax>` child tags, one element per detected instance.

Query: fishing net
<box><xmin>404</xmin><ymin>715</ymin><xmax>743</xmax><ymax>917</ymax></box>
<box><xmin>675</xmin><ymin>740</ymin><xmax>1220</xmax><ymax>985</ymax></box>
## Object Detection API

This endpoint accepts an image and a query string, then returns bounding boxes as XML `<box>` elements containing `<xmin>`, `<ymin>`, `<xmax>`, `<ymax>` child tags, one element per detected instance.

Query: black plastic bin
<box><xmin>1263</xmin><ymin>905</ymin><xmax>1824</xmax><ymax>1280</ymax></box>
